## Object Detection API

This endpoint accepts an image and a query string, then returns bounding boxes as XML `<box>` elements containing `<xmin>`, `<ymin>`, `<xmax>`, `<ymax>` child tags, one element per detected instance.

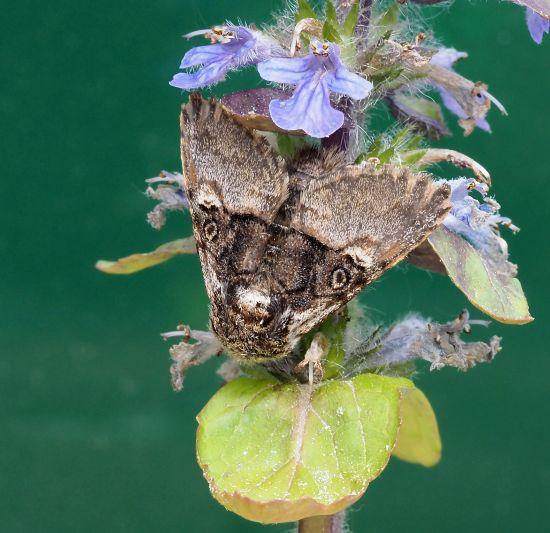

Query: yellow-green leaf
<box><xmin>322</xmin><ymin>19</ymin><xmax>343</xmax><ymax>43</ymax></box>
<box><xmin>197</xmin><ymin>374</ymin><xmax>414</xmax><ymax>523</ymax></box>
<box><xmin>95</xmin><ymin>237</ymin><xmax>196</xmax><ymax>274</ymax></box>
<box><xmin>428</xmin><ymin>227</ymin><xmax>532</xmax><ymax>324</ymax></box>
<box><xmin>373</xmin><ymin>3</ymin><xmax>400</xmax><ymax>39</ymax></box>
<box><xmin>393</xmin><ymin>387</ymin><xmax>441</xmax><ymax>467</ymax></box>
<box><xmin>325</xmin><ymin>0</ymin><xmax>339</xmax><ymax>28</ymax></box>
<box><xmin>296</xmin><ymin>0</ymin><xmax>318</xmax><ymax>22</ymax></box>
<box><xmin>342</xmin><ymin>0</ymin><xmax>360</xmax><ymax>37</ymax></box>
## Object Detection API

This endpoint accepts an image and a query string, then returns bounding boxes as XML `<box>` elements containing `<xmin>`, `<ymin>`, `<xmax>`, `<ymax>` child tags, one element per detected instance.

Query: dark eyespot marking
<box><xmin>331</xmin><ymin>267</ymin><xmax>350</xmax><ymax>290</ymax></box>
<box><xmin>203</xmin><ymin>221</ymin><xmax>218</xmax><ymax>241</ymax></box>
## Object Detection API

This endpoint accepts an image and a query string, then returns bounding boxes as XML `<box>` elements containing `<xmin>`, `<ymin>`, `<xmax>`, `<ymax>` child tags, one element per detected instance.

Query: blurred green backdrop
<box><xmin>1</xmin><ymin>1</ymin><xmax>549</xmax><ymax>532</ymax></box>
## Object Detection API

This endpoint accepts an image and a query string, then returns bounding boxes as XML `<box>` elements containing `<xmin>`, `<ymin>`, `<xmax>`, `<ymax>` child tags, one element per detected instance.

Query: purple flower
<box><xmin>257</xmin><ymin>41</ymin><xmax>373</xmax><ymax>138</ymax></box>
<box><xmin>526</xmin><ymin>9</ymin><xmax>549</xmax><ymax>43</ymax></box>
<box><xmin>443</xmin><ymin>178</ymin><xmax>518</xmax><ymax>264</ymax></box>
<box><xmin>430</xmin><ymin>49</ymin><xmax>492</xmax><ymax>132</ymax></box>
<box><xmin>170</xmin><ymin>25</ymin><xmax>280</xmax><ymax>90</ymax></box>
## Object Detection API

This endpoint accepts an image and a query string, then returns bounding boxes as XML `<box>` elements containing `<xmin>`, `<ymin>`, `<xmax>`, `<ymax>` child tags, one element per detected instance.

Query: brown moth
<box><xmin>180</xmin><ymin>94</ymin><xmax>451</xmax><ymax>361</ymax></box>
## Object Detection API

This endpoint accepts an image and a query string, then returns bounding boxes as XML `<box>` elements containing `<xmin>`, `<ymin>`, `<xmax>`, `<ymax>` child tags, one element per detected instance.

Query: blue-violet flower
<box><xmin>526</xmin><ymin>9</ymin><xmax>549</xmax><ymax>43</ymax></box>
<box><xmin>257</xmin><ymin>41</ymin><xmax>373</xmax><ymax>138</ymax></box>
<box><xmin>443</xmin><ymin>178</ymin><xmax>519</xmax><ymax>272</ymax></box>
<box><xmin>170</xmin><ymin>25</ymin><xmax>280</xmax><ymax>90</ymax></box>
<box><xmin>430</xmin><ymin>49</ymin><xmax>492</xmax><ymax>132</ymax></box>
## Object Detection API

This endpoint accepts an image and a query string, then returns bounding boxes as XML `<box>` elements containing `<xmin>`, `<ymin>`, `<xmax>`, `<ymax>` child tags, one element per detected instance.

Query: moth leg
<box><xmin>295</xmin><ymin>332</ymin><xmax>329</xmax><ymax>386</ymax></box>
<box><xmin>161</xmin><ymin>326</ymin><xmax>223</xmax><ymax>392</ymax></box>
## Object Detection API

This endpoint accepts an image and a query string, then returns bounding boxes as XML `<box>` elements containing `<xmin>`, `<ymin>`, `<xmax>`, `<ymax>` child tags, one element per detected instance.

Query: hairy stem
<box><xmin>298</xmin><ymin>512</ymin><xmax>346</xmax><ymax>533</ymax></box>
<box><xmin>328</xmin><ymin>1</ymin><xmax>373</xmax><ymax>156</ymax></box>
<box><xmin>357</xmin><ymin>0</ymin><xmax>373</xmax><ymax>34</ymax></box>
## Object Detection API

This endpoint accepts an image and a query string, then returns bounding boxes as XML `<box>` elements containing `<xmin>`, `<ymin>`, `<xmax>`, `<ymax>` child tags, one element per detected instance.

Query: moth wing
<box><xmin>290</xmin><ymin>164</ymin><xmax>451</xmax><ymax>272</ymax></box>
<box><xmin>180</xmin><ymin>93</ymin><xmax>289</xmax><ymax>222</ymax></box>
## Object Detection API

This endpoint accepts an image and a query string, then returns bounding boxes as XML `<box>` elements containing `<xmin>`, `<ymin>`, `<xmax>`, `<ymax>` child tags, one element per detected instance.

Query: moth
<box><xmin>180</xmin><ymin>94</ymin><xmax>451</xmax><ymax>361</ymax></box>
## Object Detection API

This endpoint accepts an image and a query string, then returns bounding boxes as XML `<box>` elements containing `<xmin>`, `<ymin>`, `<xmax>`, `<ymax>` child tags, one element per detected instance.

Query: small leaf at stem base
<box><xmin>393</xmin><ymin>387</ymin><xmax>441</xmax><ymax>467</ymax></box>
<box><xmin>196</xmin><ymin>374</ymin><xmax>414</xmax><ymax>523</ymax></box>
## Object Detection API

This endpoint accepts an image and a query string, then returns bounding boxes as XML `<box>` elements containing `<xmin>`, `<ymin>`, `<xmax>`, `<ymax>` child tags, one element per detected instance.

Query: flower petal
<box><xmin>326</xmin><ymin>68</ymin><xmax>373</xmax><ymax>100</ymax></box>
<box><xmin>169</xmin><ymin>58</ymin><xmax>232</xmax><ymax>89</ymax></box>
<box><xmin>442</xmin><ymin>178</ymin><xmax>517</xmax><ymax>267</ymax></box>
<box><xmin>475</xmin><ymin>117</ymin><xmax>492</xmax><ymax>132</ymax></box>
<box><xmin>170</xmin><ymin>25</ymin><xmax>275</xmax><ymax>92</ymax></box>
<box><xmin>258</xmin><ymin>56</ymin><xmax>317</xmax><ymax>85</ymax></box>
<box><xmin>430</xmin><ymin>48</ymin><xmax>468</xmax><ymax>69</ymax></box>
<box><xmin>269</xmin><ymin>78</ymin><xmax>344</xmax><ymax>138</ymax></box>
<box><xmin>179</xmin><ymin>43</ymin><xmax>232</xmax><ymax>69</ymax></box>
<box><xmin>437</xmin><ymin>86</ymin><xmax>467</xmax><ymax>119</ymax></box>
<box><xmin>527</xmin><ymin>8</ymin><xmax>550</xmax><ymax>43</ymax></box>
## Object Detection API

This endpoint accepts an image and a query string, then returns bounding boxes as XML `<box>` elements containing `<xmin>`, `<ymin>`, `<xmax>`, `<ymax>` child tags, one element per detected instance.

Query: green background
<box><xmin>2</xmin><ymin>1</ymin><xmax>549</xmax><ymax>531</ymax></box>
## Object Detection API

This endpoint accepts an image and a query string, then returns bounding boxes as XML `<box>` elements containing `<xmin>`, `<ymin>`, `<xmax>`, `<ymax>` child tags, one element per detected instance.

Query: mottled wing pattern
<box><xmin>291</xmin><ymin>164</ymin><xmax>451</xmax><ymax>275</ymax></box>
<box><xmin>180</xmin><ymin>93</ymin><xmax>289</xmax><ymax>222</ymax></box>
<box><xmin>180</xmin><ymin>95</ymin><xmax>451</xmax><ymax>361</ymax></box>
<box><xmin>180</xmin><ymin>95</ymin><xmax>294</xmax><ymax>358</ymax></box>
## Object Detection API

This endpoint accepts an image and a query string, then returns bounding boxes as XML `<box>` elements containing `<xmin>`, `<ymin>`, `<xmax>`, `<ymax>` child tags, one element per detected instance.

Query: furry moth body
<box><xmin>180</xmin><ymin>94</ymin><xmax>451</xmax><ymax>361</ymax></box>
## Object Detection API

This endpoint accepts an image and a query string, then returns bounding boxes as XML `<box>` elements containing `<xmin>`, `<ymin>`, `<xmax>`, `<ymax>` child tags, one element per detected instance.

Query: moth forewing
<box><xmin>180</xmin><ymin>94</ymin><xmax>451</xmax><ymax>361</ymax></box>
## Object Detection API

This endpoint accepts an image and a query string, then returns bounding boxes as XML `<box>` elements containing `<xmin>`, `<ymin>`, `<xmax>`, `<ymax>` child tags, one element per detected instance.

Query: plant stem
<box><xmin>357</xmin><ymin>0</ymin><xmax>373</xmax><ymax>34</ymax></box>
<box><xmin>326</xmin><ymin>1</ymin><xmax>373</xmax><ymax>157</ymax></box>
<box><xmin>298</xmin><ymin>512</ymin><xmax>346</xmax><ymax>533</ymax></box>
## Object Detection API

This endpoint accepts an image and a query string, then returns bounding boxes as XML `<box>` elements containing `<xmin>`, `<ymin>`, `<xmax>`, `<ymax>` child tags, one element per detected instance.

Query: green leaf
<box><xmin>393</xmin><ymin>388</ymin><xmax>441</xmax><ymax>467</ymax></box>
<box><xmin>296</xmin><ymin>0</ymin><xmax>318</xmax><ymax>21</ymax></box>
<box><xmin>95</xmin><ymin>237</ymin><xmax>196</xmax><ymax>274</ymax></box>
<box><xmin>428</xmin><ymin>227</ymin><xmax>533</xmax><ymax>324</ymax></box>
<box><xmin>377</xmin><ymin>146</ymin><xmax>395</xmax><ymax>164</ymax></box>
<box><xmin>317</xmin><ymin>311</ymin><xmax>348</xmax><ymax>379</ymax></box>
<box><xmin>325</xmin><ymin>0</ymin><xmax>339</xmax><ymax>27</ymax></box>
<box><xmin>321</xmin><ymin>1</ymin><xmax>346</xmax><ymax>45</ymax></box>
<box><xmin>356</xmin><ymin>129</ymin><xmax>425</xmax><ymax>166</ymax></box>
<box><xmin>342</xmin><ymin>0</ymin><xmax>360</xmax><ymax>37</ymax></box>
<box><xmin>365</xmin><ymin>133</ymin><xmax>384</xmax><ymax>157</ymax></box>
<box><xmin>197</xmin><ymin>374</ymin><xmax>414</xmax><ymax>523</ymax></box>
<box><xmin>401</xmin><ymin>148</ymin><xmax>427</xmax><ymax>166</ymax></box>
<box><xmin>277</xmin><ymin>134</ymin><xmax>310</xmax><ymax>158</ymax></box>
<box><xmin>370</xmin><ymin>66</ymin><xmax>403</xmax><ymax>89</ymax></box>
<box><xmin>390</xmin><ymin>126</ymin><xmax>414</xmax><ymax>148</ymax></box>
<box><xmin>322</xmin><ymin>19</ymin><xmax>343</xmax><ymax>43</ymax></box>
<box><xmin>396</xmin><ymin>94</ymin><xmax>447</xmax><ymax>123</ymax></box>
<box><xmin>355</xmin><ymin>133</ymin><xmax>387</xmax><ymax>163</ymax></box>
<box><xmin>378</xmin><ymin>3</ymin><xmax>399</xmax><ymax>33</ymax></box>
<box><xmin>403</xmin><ymin>134</ymin><xmax>423</xmax><ymax>152</ymax></box>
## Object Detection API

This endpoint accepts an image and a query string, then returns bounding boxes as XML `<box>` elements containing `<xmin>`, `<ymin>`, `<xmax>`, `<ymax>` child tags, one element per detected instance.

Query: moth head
<box><xmin>233</xmin><ymin>288</ymin><xmax>276</xmax><ymax>332</ymax></box>
<box><xmin>211</xmin><ymin>282</ymin><xmax>295</xmax><ymax>361</ymax></box>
